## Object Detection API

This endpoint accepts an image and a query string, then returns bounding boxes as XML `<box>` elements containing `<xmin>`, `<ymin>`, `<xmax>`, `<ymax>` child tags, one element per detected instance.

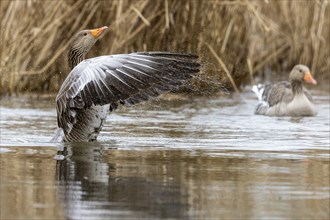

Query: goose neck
<box><xmin>67</xmin><ymin>47</ymin><xmax>85</xmax><ymax>70</ymax></box>
<box><xmin>291</xmin><ymin>80</ymin><xmax>303</xmax><ymax>95</ymax></box>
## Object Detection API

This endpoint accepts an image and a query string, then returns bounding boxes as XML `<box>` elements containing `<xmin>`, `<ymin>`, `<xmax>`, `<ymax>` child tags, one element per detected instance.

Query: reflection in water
<box><xmin>1</xmin><ymin>92</ymin><xmax>329</xmax><ymax>219</ymax></box>
<box><xmin>54</xmin><ymin>143</ymin><xmax>330</xmax><ymax>220</ymax></box>
<box><xmin>56</xmin><ymin>143</ymin><xmax>188</xmax><ymax>219</ymax></box>
<box><xmin>0</xmin><ymin>146</ymin><xmax>65</xmax><ymax>220</ymax></box>
<box><xmin>289</xmin><ymin>117</ymin><xmax>304</xmax><ymax>123</ymax></box>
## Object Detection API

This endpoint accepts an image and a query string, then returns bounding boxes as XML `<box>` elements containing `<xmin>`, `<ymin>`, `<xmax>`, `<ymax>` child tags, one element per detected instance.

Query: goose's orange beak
<box><xmin>304</xmin><ymin>72</ymin><xmax>317</xmax><ymax>85</ymax></box>
<box><xmin>90</xmin><ymin>26</ymin><xmax>108</xmax><ymax>39</ymax></box>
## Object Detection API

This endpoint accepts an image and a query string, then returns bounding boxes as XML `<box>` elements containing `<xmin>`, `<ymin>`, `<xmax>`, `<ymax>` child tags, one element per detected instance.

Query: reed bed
<box><xmin>0</xmin><ymin>0</ymin><xmax>329</xmax><ymax>96</ymax></box>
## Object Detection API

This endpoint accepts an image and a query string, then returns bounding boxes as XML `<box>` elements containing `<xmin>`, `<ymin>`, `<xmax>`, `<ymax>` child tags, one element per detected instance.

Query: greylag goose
<box><xmin>51</xmin><ymin>26</ymin><xmax>200</xmax><ymax>142</ymax></box>
<box><xmin>252</xmin><ymin>64</ymin><xmax>317</xmax><ymax>116</ymax></box>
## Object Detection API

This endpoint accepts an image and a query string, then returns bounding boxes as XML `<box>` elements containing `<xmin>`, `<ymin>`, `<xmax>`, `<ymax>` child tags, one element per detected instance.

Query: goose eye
<box><xmin>299</xmin><ymin>69</ymin><xmax>302</xmax><ymax>72</ymax></box>
<box><xmin>83</xmin><ymin>33</ymin><xmax>87</xmax><ymax>36</ymax></box>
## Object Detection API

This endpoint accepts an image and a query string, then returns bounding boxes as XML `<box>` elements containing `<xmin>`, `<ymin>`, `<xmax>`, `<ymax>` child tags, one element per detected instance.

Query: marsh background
<box><xmin>0</xmin><ymin>0</ymin><xmax>329</xmax><ymax>96</ymax></box>
<box><xmin>0</xmin><ymin>1</ymin><xmax>330</xmax><ymax>220</ymax></box>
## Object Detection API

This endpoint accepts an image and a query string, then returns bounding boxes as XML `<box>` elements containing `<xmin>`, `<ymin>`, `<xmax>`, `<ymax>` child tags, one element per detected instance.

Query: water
<box><xmin>0</xmin><ymin>90</ymin><xmax>329</xmax><ymax>220</ymax></box>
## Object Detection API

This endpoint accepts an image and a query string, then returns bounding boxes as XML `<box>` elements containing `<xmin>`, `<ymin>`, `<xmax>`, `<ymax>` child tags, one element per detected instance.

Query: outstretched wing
<box><xmin>56</xmin><ymin>52</ymin><xmax>200</xmax><ymax>133</ymax></box>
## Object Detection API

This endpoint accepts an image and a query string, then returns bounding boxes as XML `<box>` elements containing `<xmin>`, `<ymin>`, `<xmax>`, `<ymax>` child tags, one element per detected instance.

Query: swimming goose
<box><xmin>51</xmin><ymin>26</ymin><xmax>200</xmax><ymax>142</ymax></box>
<box><xmin>252</xmin><ymin>65</ymin><xmax>317</xmax><ymax>116</ymax></box>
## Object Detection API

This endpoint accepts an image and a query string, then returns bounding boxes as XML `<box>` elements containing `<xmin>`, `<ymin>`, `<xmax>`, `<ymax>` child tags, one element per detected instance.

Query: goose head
<box><xmin>67</xmin><ymin>26</ymin><xmax>108</xmax><ymax>70</ymax></box>
<box><xmin>289</xmin><ymin>64</ymin><xmax>317</xmax><ymax>85</ymax></box>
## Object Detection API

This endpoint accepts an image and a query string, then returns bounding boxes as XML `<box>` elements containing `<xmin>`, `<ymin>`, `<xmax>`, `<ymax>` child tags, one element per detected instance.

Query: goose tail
<box><xmin>252</xmin><ymin>84</ymin><xmax>265</xmax><ymax>102</ymax></box>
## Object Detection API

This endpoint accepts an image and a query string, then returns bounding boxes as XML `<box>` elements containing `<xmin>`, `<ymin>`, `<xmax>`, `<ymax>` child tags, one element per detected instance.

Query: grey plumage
<box><xmin>252</xmin><ymin>65</ymin><xmax>317</xmax><ymax>116</ymax></box>
<box><xmin>51</xmin><ymin>27</ymin><xmax>200</xmax><ymax>142</ymax></box>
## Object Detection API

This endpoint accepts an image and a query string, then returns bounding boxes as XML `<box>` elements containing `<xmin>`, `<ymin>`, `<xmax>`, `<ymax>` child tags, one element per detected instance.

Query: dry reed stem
<box><xmin>254</xmin><ymin>42</ymin><xmax>291</xmax><ymax>73</ymax></box>
<box><xmin>311</xmin><ymin>0</ymin><xmax>327</xmax><ymax>74</ymax></box>
<box><xmin>220</xmin><ymin>18</ymin><xmax>235</xmax><ymax>54</ymax></box>
<box><xmin>246</xmin><ymin>1</ymin><xmax>270</xmax><ymax>32</ymax></box>
<box><xmin>247</xmin><ymin>58</ymin><xmax>254</xmax><ymax>85</ymax></box>
<box><xmin>204</xmin><ymin>42</ymin><xmax>240</xmax><ymax>94</ymax></box>
<box><xmin>0</xmin><ymin>0</ymin><xmax>329</xmax><ymax>96</ymax></box>
<box><xmin>165</xmin><ymin>0</ymin><xmax>170</xmax><ymax>29</ymax></box>
<box><xmin>131</xmin><ymin>6</ymin><xmax>150</xmax><ymax>26</ymax></box>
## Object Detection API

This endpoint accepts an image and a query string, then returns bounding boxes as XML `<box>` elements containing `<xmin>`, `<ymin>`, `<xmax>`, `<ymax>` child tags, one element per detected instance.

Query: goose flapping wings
<box><xmin>52</xmin><ymin>27</ymin><xmax>200</xmax><ymax>142</ymax></box>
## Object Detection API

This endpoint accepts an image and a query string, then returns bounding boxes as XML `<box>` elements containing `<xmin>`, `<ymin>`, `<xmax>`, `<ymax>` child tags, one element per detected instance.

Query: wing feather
<box><xmin>56</xmin><ymin>52</ymin><xmax>200</xmax><ymax>133</ymax></box>
<box><xmin>261</xmin><ymin>82</ymin><xmax>293</xmax><ymax>107</ymax></box>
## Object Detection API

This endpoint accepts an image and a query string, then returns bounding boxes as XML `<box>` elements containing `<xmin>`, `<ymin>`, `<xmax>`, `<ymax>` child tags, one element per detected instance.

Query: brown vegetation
<box><xmin>0</xmin><ymin>0</ymin><xmax>329</xmax><ymax>96</ymax></box>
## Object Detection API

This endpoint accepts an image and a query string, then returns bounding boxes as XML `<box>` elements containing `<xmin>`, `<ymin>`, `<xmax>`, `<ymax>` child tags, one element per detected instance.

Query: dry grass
<box><xmin>0</xmin><ymin>0</ymin><xmax>329</xmax><ymax>96</ymax></box>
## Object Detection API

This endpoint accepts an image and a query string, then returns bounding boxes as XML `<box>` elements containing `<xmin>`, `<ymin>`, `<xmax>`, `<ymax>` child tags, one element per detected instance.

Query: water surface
<box><xmin>1</xmin><ymin>91</ymin><xmax>329</xmax><ymax>219</ymax></box>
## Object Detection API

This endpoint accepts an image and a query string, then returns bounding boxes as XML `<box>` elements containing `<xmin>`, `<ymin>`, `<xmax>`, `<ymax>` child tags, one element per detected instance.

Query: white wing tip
<box><xmin>252</xmin><ymin>84</ymin><xmax>265</xmax><ymax>102</ymax></box>
<box><xmin>252</xmin><ymin>85</ymin><xmax>258</xmax><ymax>94</ymax></box>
